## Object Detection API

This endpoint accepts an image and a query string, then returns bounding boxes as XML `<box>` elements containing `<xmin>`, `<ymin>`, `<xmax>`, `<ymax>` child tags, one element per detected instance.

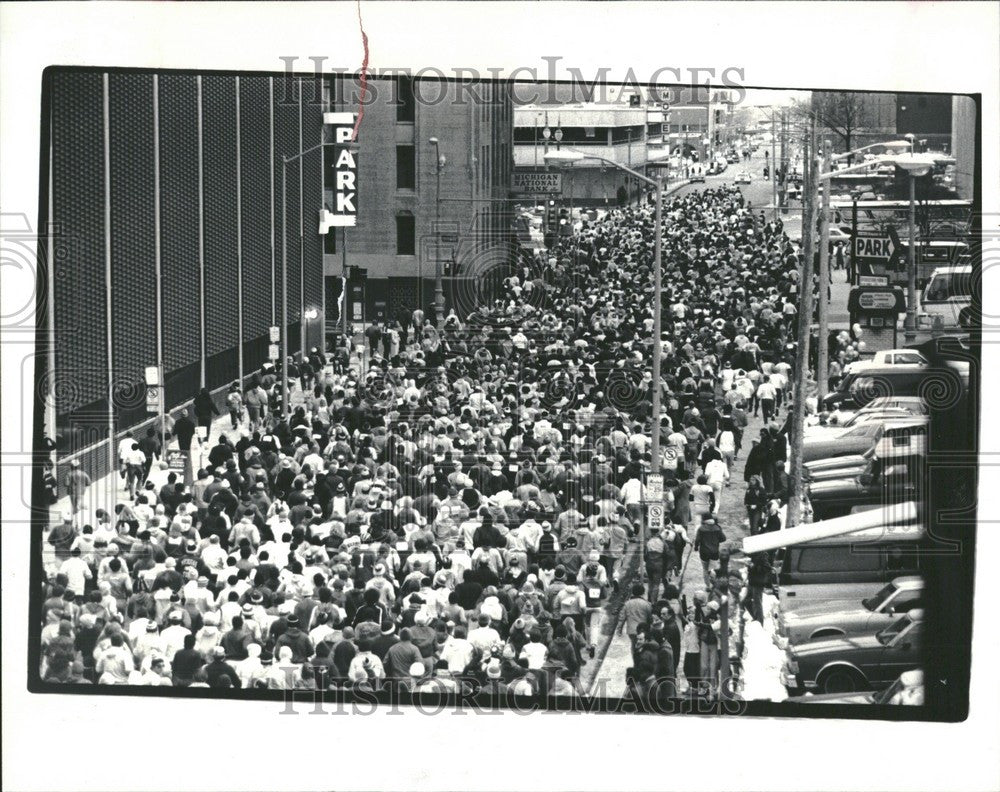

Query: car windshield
<box><xmin>876</xmin><ymin>615</ymin><xmax>911</xmax><ymax>645</ymax></box>
<box><xmin>862</xmin><ymin>582</ymin><xmax>896</xmax><ymax>612</ymax></box>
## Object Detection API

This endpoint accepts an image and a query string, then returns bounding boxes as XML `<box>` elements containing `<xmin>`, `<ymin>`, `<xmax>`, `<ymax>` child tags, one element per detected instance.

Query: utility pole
<box><xmin>779</xmin><ymin>108</ymin><xmax>788</xmax><ymax>208</ymax></box>
<box><xmin>817</xmin><ymin>139</ymin><xmax>832</xmax><ymax>398</ymax></box>
<box><xmin>787</xmin><ymin>120</ymin><xmax>816</xmax><ymax>529</ymax></box>
<box><xmin>770</xmin><ymin>108</ymin><xmax>778</xmax><ymax>219</ymax></box>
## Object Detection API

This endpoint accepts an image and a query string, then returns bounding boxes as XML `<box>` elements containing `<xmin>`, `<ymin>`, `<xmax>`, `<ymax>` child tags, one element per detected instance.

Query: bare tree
<box><xmin>798</xmin><ymin>93</ymin><xmax>876</xmax><ymax>162</ymax></box>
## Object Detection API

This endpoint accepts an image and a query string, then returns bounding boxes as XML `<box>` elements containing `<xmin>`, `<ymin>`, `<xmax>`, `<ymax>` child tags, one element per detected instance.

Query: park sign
<box><xmin>322</xmin><ymin>112</ymin><xmax>358</xmax><ymax>228</ymax></box>
<box><xmin>512</xmin><ymin>170</ymin><xmax>563</xmax><ymax>195</ymax></box>
<box><xmin>854</xmin><ymin>235</ymin><xmax>896</xmax><ymax>260</ymax></box>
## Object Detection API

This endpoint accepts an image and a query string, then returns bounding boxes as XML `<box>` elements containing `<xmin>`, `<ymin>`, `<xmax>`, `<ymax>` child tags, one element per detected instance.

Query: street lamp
<box><xmin>818</xmin><ymin>151</ymin><xmax>940</xmax><ymax>343</ymax></box>
<box><xmin>545</xmin><ymin>148</ymin><xmax>663</xmax><ymax>572</ymax></box>
<box><xmin>894</xmin><ymin>152</ymin><xmax>936</xmax><ymax>342</ymax></box>
<box><xmin>428</xmin><ymin>137</ymin><xmax>445</xmax><ymax>326</ymax></box>
<box><xmin>831</xmin><ymin>140</ymin><xmax>912</xmax><ymax>163</ymax></box>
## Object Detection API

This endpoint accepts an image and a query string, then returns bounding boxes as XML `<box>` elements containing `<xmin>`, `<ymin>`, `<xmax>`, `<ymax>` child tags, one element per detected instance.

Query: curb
<box><xmin>581</xmin><ymin>539</ymin><xmax>643</xmax><ymax>695</ymax></box>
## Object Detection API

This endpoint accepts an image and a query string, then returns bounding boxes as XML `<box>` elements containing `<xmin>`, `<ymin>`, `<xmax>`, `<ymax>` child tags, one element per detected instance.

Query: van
<box><xmin>919</xmin><ymin>265</ymin><xmax>974</xmax><ymax>328</ymax></box>
<box><xmin>774</xmin><ymin>523</ymin><xmax>924</xmax><ymax>613</ymax></box>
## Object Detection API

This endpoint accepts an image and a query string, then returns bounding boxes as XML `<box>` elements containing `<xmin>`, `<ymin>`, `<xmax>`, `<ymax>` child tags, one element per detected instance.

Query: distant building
<box><xmin>951</xmin><ymin>96</ymin><xmax>977</xmax><ymax>200</ymax></box>
<box><xmin>324</xmin><ymin>76</ymin><xmax>513</xmax><ymax>328</ymax></box>
<box><xmin>513</xmin><ymin>103</ymin><xmax>648</xmax><ymax>206</ymax></box>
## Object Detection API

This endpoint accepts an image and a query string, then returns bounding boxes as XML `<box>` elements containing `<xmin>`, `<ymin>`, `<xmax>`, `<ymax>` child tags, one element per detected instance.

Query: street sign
<box><xmin>859</xmin><ymin>292</ymin><xmax>899</xmax><ymax>310</ymax></box>
<box><xmin>268</xmin><ymin>344</ymin><xmax>280</xmax><ymax>361</ymax></box>
<box><xmin>512</xmin><ymin>171</ymin><xmax>563</xmax><ymax>195</ymax></box>
<box><xmin>854</xmin><ymin>236</ymin><xmax>896</xmax><ymax>260</ymax></box>
<box><xmin>858</xmin><ymin>275</ymin><xmax>888</xmax><ymax>286</ymax></box>
<box><xmin>647</xmin><ymin>472</ymin><xmax>663</xmax><ymax>501</ymax></box>
<box><xmin>166</xmin><ymin>450</ymin><xmax>186</xmax><ymax>472</ymax></box>
<box><xmin>269</xmin><ymin>326</ymin><xmax>280</xmax><ymax>343</ymax></box>
<box><xmin>323</xmin><ymin>112</ymin><xmax>358</xmax><ymax>227</ymax></box>
<box><xmin>145</xmin><ymin>386</ymin><xmax>160</xmax><ymax>414</ymax></box>
<box><xmin>647</xmin><ymin>503</ymin><xmax>665</xmax><ymax>531</ymax></box>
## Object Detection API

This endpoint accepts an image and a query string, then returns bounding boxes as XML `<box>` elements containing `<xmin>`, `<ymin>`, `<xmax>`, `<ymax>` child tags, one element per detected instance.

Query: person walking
<box><xmin>225</xmin><ymin>382</ymin><xmax>244</xmax><ymax>431</ymax></box>
<box><xmin>194</xmin><ymin>388</ymin><xmax>220</xmax><ymax>445</ymax></box>
<box><xmin>693</xmin><ymin>517</ymin><xmax>726</xmax><ymax>589</ymax></box>
<box><xmin>744</xmin><ymin>475</ymin><xmax>768</xmax><ymax>535</ymax></box>
<box><xmin>65</xmin><ymin>460</ymin><xmax>91</xmax><ymax>517</ymax></box>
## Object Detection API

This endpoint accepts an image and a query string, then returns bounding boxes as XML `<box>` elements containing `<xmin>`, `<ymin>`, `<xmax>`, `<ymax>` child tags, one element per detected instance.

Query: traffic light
<box><xmin>544</xmin><ymin>199</ymin><xmax>558</xmax><ymax>247</ymax></box>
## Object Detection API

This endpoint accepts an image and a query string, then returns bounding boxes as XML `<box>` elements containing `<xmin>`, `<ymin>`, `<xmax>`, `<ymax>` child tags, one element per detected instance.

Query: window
<box><xmin>885</xmin><ymin>544</ymin><xmax>921</xmax><ymax>572</ymax></box>
<box><xmin>795</xmin><ymin>545</ymin><xmax>881</xmax><ymax>573</ymax></box>
<box><xmin>395</xmin><ymin>212</ymin><xmax>415</xmax><ymax>255</ymax></box>
<box><xmin>396</xmin><ymin>145</ymin><xmax>415</xmax><ymax>190</ymax></box>
<box><xmin>396</xmin><ymin>75</ymin><xmax>415</xmax><ymax>123</ymax></box>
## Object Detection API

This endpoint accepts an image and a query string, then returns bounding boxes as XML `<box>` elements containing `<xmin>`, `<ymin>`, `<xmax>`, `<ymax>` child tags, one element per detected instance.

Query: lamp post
<box><xmin>429</xmin><ymin>137</ymin><xmax>445</xmax><ymax>326</ymax></box>
<box><xmin>545</xmin><ymin>148</ymin><xmax>663</xmax><ymax>571</ymax></box>
<box><xmin>893</xmin><ymin>153</ymin><xmax>935</xmax><ymax>342</ymax></box>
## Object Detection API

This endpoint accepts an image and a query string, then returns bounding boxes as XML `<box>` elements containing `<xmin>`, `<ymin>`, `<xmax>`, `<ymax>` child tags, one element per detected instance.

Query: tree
<box><xmin>802</xmin><ymin>93</ymin><xmax>876</xmax><ymax>163</ymax></box>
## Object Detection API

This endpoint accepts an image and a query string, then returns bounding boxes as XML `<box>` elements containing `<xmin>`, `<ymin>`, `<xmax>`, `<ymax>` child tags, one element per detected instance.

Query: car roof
<box><xmin>928</xmin><ymin>265</ymin><xmax>972</xmax><ymax>275</ymax></box>
<box><xmin>800</xmin><ymin>523</ymin><xmax>924</xmax><ymax>546</ymax></box>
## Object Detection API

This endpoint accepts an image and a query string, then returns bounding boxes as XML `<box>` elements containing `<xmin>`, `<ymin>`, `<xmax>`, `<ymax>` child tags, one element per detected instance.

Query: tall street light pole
<box><xmin>281</xmin><ymin>137</ymin><xmax>343</xmax><ymax>418</ymax></box>
<box><xmin>429</xmin><ymin>137</ymin><xmax>445</xmax><ymax>327</ymax></box>
<box><xmin>817</xmin><ymin>139</ymin><xmax>832</xmax><ymax>398</ymax></box>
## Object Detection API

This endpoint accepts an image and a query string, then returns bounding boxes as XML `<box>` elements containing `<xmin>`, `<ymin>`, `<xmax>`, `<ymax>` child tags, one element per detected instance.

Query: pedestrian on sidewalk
<box><xmin>620</xmin><ymin>583</ymin><xmax>652</xmax><ymax>654</ymax></box>
<box><xmin>744</xmin><ymin>475</ymin><xmax>768</xmax><ymax>535</ymax></box>
<box><xmin>226</xmin><ymin>382</ymin><xmax>244</xmax><ymax>431</ymax></box>
<box><xmin>194</xmin><ymin>388</ymin><xmax>220</xmax><ymax>445</ymax></box>
<box><xmin>172</xmin><ymin>409</ymin><xmax>197</xmax><ymax>487</ymax></box>
<box><xmin>693</xmin><ymin>517</ymin><xmax>726</xmax><ymax>589</ymax></box>
<box><xmin>65</xmin><ymin>460</ymin><xmax>91</xmax><ymax>516</ymax></box>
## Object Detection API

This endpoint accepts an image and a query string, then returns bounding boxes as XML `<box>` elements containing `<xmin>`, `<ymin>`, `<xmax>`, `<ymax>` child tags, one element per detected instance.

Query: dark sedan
<box><xmin>805</xmin><ymin>461</ymin><xmax>918</xmax><ymax>520</ymax></box>
<box><xmin>782</xmin><ymin>610</ymin><xmax>923</xmax><ymax>694</ymax></box>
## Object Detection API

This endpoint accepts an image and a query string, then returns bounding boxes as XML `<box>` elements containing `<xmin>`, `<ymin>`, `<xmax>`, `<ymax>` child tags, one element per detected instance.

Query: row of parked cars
<box><xmin>769</xmin><ymin>343</ymin><xmax>971</xmax><ymax>704</ymax></box>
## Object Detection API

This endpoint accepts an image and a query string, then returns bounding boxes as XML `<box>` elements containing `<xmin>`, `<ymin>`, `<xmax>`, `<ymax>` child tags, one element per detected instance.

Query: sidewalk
<box><xmin>48</xmin><ymin>381</ymin><xmax>320</xmax><ymax>532</ymax></box>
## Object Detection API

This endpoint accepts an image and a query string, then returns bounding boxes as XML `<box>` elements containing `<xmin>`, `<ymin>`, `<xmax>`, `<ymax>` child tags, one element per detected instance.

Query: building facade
<box><xmin>513</xmin><ymin>103</ymin><xmax>649</xmax><ymax>206</ymax></box>
<box><xmin>43</xmin><ymin>68</ymin><xmax>326</xmax><ymax>471</ymax></box>
<box><xmin>324</xmin><ymin>76</ymin><xmax>514</xmax><ymax>328</ymax></box>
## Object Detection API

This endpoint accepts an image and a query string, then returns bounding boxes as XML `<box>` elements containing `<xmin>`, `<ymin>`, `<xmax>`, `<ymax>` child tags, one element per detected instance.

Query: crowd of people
<box><xmin>41</xmin><ymin>183</ymin><xmax>808</xmax><ymax>704</ymax></box>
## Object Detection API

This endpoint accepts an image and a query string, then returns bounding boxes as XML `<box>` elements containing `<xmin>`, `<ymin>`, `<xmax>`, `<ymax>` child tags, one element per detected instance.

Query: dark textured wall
<box><xmin>50</xmin><ymin>70</ymin><xmax>326</xmax><ymax>457</ymax></box>
<box><xmin>51</xmin><ymin>71</ymin><xmax>109</xmax><ymax>455</ymax></box>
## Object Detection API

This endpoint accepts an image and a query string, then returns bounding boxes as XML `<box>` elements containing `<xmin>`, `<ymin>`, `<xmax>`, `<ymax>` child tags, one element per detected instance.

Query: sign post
<box><xmin>847</xmin><ymin>285</ymin><xmax>906</xmax><ymax>356</ymax></box>
<box><xmin>853</xmin><ymin>234</ymin><xmax>898</xmax><ymax>284</ymax></box>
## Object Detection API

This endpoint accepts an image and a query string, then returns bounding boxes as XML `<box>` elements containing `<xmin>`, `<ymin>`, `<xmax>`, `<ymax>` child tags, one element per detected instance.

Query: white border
<box><xmin>2</xmin><ymin>3</ymin><xmax>998</xmax><ymax>791</ymax></box>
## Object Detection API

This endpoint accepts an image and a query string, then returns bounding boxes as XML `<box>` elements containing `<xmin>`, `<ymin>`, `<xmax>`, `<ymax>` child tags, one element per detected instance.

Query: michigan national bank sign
<box><xmin>321</xmin><ymin>112</ymin><xmax>358</xmax><ymax>231</ymax></box>
<box><xmin>512</xmin><ymin>170</ymin><xmax>563</xmax><ymax>195</ymax></box>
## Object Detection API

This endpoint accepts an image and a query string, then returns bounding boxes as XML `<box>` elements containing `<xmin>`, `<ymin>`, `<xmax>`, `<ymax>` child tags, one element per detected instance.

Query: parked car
<box><xmin>805</xmin><ymin>406</ymin><xmax>919</xmax><ymax>441</ymax></box>
<box><xmin>734</xmin><ymin>170</ymin><xmax>752</xmax><ymax>185</ymax></box>
<box><xmin>802</xmin><ymin>420</ymin><xmax>884</xmax><ymax>462</ymax></box>
<box><xmin>804</xmin><ymin>451</ymin><xmax>872</xmax><ymax>482</ymax></box>
<box><xmin>773</xmin><ymin>523</ymin><xmax>924</xmax><ymax>613</ymax></box>
<box><xmin>775</xmin><ymin>576</ymin><xmax>924</xmax><ymax>648</ymax></box>
<box><xmin>820</xmin><ymin>365</ymin><xmax>959</xmax><ymax>415</ymax></box>
<box><xmin>689</xmin><ymin>173</ymin><xmax>706</xmax><ymax>184</ymax></box>
<box><xmin>782</xmin><ymin>609</ymin><xmax>923</xmax><ymax>694</ymax></box>
<box><xmin>785</xmin><ymin>668</ymin><xmax>924</xmax><ymax>705</ymax></box>
<box><xmin>805</xmin><ymin>455</ymin><xmax>920</xmax><ymax>521</ymax></box>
